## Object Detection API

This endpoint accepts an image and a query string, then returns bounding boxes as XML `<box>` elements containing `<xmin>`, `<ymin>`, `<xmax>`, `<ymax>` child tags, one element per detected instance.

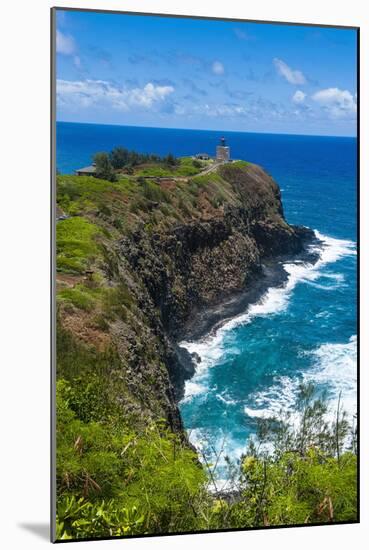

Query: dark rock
<box><xmin>108</xmin><ymin>162</ymin><xmax>315</xmax><ymax>430</ymax></box>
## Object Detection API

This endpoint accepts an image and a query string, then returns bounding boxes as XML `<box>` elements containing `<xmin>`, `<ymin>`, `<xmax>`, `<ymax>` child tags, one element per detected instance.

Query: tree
<box><xmin>229</xmin><ymin>383</ymin><xmax>357</xmax><ymax>527</ymax></box>
<box><xmin>165</xmin><ymin>153</ymin><xmax>178</xmax><ymax>167</ymax></box>
<box><xmin>110</xmin><ymin>147</ymin><xmax>129</xmax><ymax>169</ymax></box>
<box><xmin>93</xmin><ymin>152</ymin><xmax>117</xmax><ymax>182</ymax></box>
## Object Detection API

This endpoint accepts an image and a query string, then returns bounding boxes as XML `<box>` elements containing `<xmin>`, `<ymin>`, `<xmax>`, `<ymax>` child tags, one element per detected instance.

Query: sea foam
<box><xmin>180</xmin><ymin>230</ymin><xmax>356</xmax><ymax>401</ymax></box>
<box><xmin>180</xmin><ymin>231</ymin><xmax>357</xmax><ymax>469</ymax></box>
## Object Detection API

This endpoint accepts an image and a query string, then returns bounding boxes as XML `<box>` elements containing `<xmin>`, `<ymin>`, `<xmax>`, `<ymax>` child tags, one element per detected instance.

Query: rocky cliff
<box><xmin>56</xmin><ymin>160</ymin><xmax>313</xmax><ymax>434</ymax></box>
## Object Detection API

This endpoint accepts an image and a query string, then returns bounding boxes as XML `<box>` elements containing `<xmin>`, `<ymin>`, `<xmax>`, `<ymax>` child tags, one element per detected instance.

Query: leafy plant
<box><xmin>56</xmin><ymin>496</ymin><xmax>145</xmax><ymax>539</ymax></box>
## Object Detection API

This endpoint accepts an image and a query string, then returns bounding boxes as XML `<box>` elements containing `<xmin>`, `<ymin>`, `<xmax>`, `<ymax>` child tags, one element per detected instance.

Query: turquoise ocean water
<box><xmin>57</xmin><ymin>122</ymin><xmax>357</xmax><ymax>484</ymax></box>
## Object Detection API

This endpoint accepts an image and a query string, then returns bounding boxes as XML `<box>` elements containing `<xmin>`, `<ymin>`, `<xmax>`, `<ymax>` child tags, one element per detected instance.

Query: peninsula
<box><xmin>55</xmin><ymin>147</ymin><xmax>356</xmax><ymax>539</ymax></box>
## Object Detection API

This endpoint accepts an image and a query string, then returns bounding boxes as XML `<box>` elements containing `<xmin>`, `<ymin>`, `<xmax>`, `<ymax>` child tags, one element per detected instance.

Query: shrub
<box><xmin>56</xmin><ymin>377</ymin><xmax>208</xmax><ymax>539</ymax></box>
<box><xmin>56</xmin><ymin>496</ymin><xmax>145</xmax><ymax>539</ymax></box>
<box><xmin>93</xmin><ymin>152</ymin><xmax>117</xmax><ymax>182</ymax></box>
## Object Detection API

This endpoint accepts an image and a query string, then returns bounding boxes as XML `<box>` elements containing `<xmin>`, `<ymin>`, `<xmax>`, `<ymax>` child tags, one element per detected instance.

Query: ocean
<box><xmin>57</xmin><ymin>121</ymin><xmax>357</xmax><ymax>485</ymax></box>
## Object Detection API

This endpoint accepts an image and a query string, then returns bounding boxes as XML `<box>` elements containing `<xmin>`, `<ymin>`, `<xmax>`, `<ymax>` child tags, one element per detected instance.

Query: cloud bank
<box><xmin>57</xmin><ymin>79</ymin><xmax>174</xmax><ymax>111</ymax></box>
<box><xmin>312</xmin><ymin>87</ymin><xmax>357</xmax><ymax>119</ymax></box>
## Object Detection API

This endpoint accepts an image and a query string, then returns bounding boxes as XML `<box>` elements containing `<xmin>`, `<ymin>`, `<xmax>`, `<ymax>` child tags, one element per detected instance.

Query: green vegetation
<box><xmin>82</xmin><ymin>146</ymin><xmax>207</xmax><ymax>180</ymax></box>
<box><xmin>58</xmin><ymin>280</ymin><xmax>133</xmax><ymax>318</ymax></box>
<box><xmin>135</xmin><ymin>157</ymin><xmax>205</xmax><ymax>178</ymax></box>
<box><xmin>91</xmin><ymin>146</ymin><xmax>195</xmax><ymax>179</ymax></box>
<box><xmin>109</xmin><ymin>146</ymin><xmax>174</xmax><ymax>170</ymax></box>
<box><xmin>57</xmin><ymin>217</ymin><xmax>104</xmax><ymax>274</ymax></box>
<box><xmin>56</xmin><ymin>367</ymin><xmax>357</xmax><ymax>539</ymax></box>
<box><xmin>55</xmin><ymin>158</ymin><xmax>357</xmax><ymax>540</ymax></box>
<box><xmin>56</xmin><ymin>371</ymin><xmax>208</xmax><ymax>539</ymax></box>
<box><xmin>230</xmin><ymin>160</ymin><xmax>250</xmax><ymax>168</ymax></box>
<box><xmin>226</xmin><ymin>384</ymin><xmax>357</xmax><ymax>528</ymax></box>
<box><xmin>93</xmin><ymin>152</ymin><xmax>117</xmax><ymax>182</ymax></box>
<box><xmin>56</xmin><ymin>168</ymin><xmax>235</xmax><ymax>239</ymax></box>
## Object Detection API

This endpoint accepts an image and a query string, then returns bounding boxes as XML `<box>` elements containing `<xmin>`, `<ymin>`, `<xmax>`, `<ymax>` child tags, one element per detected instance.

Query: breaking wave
<box><xmin>180</xmin><ymin>231</ymin><xmax>356</xmax><ymax>401</ymax></box>
<box><xmin>179</xmin><ymin>231</ymin><xmax>357</xmax><ymax>478</ymax></box>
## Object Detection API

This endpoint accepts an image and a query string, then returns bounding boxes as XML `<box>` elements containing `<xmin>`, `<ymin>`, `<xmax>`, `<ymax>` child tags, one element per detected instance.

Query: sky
<box><xmin>55</xmin><ymin>9</ymin><xmax>358</xmax><ymax>137</ymax></box>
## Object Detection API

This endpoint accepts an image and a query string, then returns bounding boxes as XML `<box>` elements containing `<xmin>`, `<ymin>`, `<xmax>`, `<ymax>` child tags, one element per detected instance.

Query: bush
<box><xmin>56</xmin><ymin>496</ymin><xmax>145</xmax><ymax>540</ymax></box>
<box><xmin>56</xmin><ymin>376</ymin><xmax>208</xmax><ymax>539</ymax></box>
<box><xmin>230</xmin><ymin>383</ymin><xmax>357</xmax><ymax>527</ymax></box>
<box><xmin>93</xmin><ymin>152</ymin><xmax>117</xmax><ymax>182</ymax></box>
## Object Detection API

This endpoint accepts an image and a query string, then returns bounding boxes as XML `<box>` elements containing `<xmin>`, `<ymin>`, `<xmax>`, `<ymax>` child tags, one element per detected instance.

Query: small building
<box><xmin>216</xmin><ymin>136</ymin><xmax>230</xmax><ymax>162</ymax></box>
<box><xmin>195</xmin><ymin>153</ymin><xmax>210</xmax><ymax>160</ymax></box>
<box><xmin>75</xmin><ymin>162</ymin><xmax>96</xmax><ymax>176</ymax></box>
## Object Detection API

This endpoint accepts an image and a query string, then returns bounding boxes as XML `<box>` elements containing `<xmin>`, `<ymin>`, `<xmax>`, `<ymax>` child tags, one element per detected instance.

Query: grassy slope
<box><xmin>55</xmin><ymin>160</ymin><xmax>357</xmax><ymax>539</ymax></box>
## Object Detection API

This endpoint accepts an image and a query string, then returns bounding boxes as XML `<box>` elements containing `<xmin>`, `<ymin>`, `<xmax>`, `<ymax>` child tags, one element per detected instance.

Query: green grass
<box><xmin>57</xmin><ymin>217</ymin><xmax>104</xmax><ymax>274</ymax></box>
<box><xmin>57</xmin><ymin>175</ymin><xmax>134</xmax><ymax>216</ymax></box>
<box><xmin>58</xmin><ymin>280</ymin><xmax>133</xmax><ymax>319</ymax></box>
<box><xmin>135</xmin><ymin>165</ymin><xmax>174</xmax><ymax>177</ymax></box>
<box><xmin>135</xmin><ymin>157</ymin><xmax>205</xmax><ymax>178</ymax></box>
<box><xmin>56</xmin><ymin>161</ymin><xmax>240</xmax><ymax>237</ymax></box>
<box><xmin>58</xmin><ymin>287</ymin><xmax>96</xmax><ymax>311</ymax></box>
<box><xmin>139</xmin><ymin>179</ymin><xmax>171</xmax><ymax>203</ymax></box>
<box><xmin>231</xmin><ymin>160</ymin><xmax>250</xmax><ymax>168</ymax></box>
<box><xmin>176</xmin><ymin>157</ymin><xmax>207</xmax><ymax>176</ymax></box>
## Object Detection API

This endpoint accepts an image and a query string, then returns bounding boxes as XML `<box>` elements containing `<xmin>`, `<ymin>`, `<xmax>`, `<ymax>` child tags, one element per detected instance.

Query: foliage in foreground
<box><xmin>56</xmin><ymin>376</ymin><xmax>208</xmax><ymax>539</ymax></box>
<box><xmin>56</xmin><ymin>374</ymin><xmax>357</xmax><ymax>539</ymax></box>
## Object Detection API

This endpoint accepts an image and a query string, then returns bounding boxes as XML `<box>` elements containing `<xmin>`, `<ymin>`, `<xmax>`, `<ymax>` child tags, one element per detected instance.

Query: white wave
<box><xmin>180</xmin><ymin>230</ymin><xmax>356</xmax><ymax>387</ymax></box>
<box><xmin>320</xmin><ymin>272</ymin><xmax>345</xmax><ymax>282</ymax></box>
<box><xmin>216</xmin><ymin>392</ymin><xmax>237</xmax><ymax>406</ymax></box>
<box><xmin>304</xmin><ymin>335</ymin><xmax>357</xmax><ymax>418</ymax></box>
<box><xmin>303</xmin><ymin>280</ymin><xmax>339</xmax><ymax>291</ymax></box>
<box><xmin>187</xmin><ymin>334</ymin><xmax>357</xmax><ymax>483</ymax></box>
<box><xmin>182</xmin><ymin>380</ymin><xmax>207</xmax><ymax>402</ymax></box>
<box><xmin>314</xmin><ymin>230</ymin><xmax>356</xmax><ymax>265</ymax></box>
<box><xmin>180</xmin><ymin>230</ymin><xmax>357</xmax><ymax>473</ymax></box>
<box><xmin>244</xmin><ymin>375</ymin><xmax>301</xmax><ymax>425</ymax></box>
<box><xmin>244</xmin><ymin>335</ymin><xmax>357</xmax><ymax>427</ymax></box>
<box><xmin>187</xmin><ymin>427</ymin><xmax>246</xmax><ymax>492</ymax></box>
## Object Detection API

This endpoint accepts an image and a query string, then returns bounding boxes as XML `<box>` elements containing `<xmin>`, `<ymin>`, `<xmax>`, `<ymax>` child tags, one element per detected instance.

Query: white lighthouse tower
<box><xmin>216</xmin><ymin>136</ymin><xmax>230</xmax><ymax>162</ymax></box>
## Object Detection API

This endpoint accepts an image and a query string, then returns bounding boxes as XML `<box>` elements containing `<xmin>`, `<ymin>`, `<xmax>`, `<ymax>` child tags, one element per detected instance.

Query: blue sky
<box><xmin>55</xmin><ymin>10</ymin><xmax>358</xmax><ymax>136</ymax></box>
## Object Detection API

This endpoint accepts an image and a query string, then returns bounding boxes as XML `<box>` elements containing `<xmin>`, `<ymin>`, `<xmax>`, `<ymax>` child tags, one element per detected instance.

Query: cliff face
<box><xmin>56</xmin><ymin>161</ymin><xmax>313</xmax><ymax>434</ymax></box>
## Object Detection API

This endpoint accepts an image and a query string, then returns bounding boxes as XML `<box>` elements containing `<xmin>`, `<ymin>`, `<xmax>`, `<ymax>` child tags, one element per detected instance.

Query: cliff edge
<box><xmin>56</xmin><ymin>160</ymin><xmax>313</xmax><ymax>434</ymax></box>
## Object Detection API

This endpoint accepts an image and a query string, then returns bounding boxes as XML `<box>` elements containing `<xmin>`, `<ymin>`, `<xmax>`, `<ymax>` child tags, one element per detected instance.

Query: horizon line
<box><xmin>56</xmin><ymin>120</ymin><xmax>357</xmax><ymax>140</ymax></box>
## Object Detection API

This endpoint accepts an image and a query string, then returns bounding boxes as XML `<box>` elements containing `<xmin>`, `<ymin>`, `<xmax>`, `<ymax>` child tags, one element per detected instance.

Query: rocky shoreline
<box><xmin>181</xmin><ymin>227</ymin><xmax>318</xmax><ymax>343</ymax></box>
<box><xmin>57</xmin><ymin>160</ymin><xmax>320</xmax><ymax>435</ymax></box>
<box><xmin>173</xmin><ymin>226</ymin><xmax>319</xmax><ymax>402</ymax></box>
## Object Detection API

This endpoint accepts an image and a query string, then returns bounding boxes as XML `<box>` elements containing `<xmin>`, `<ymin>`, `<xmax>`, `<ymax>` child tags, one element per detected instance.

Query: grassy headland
<box><xmin>55</xmin><ymin>152</ymin><xmax>357</xmax><ymax>539</ymax></box>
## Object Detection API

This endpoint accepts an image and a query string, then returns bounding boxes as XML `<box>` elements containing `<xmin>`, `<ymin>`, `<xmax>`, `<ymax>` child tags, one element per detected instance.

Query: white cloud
<box><xmin>273</xmin><ymin>58</ymin><xmax>306</xmax><ymax>85</ymax></box>
<box><xmin>212</xmin><ymin>61</ymin><xmax>225</xmax><ymax>75</ymax></box>
<box><xmin>312</xmin><ymin>87</ymin><xmax>357</xmax><ymax>118</ymax></box>
<box><xmin>56</xmin><ymin>30</ymin><xmax>76</xmax><ymax>55</ymax></box>
<box><xmin>57</xmin><ymin>79</ymin><xmax>175</xmax><ymax>111</ymax></box>
<box><xmin>292</xmin><ymin>90</ymin><xmax>306</xmax><ymax>104</ymax></box>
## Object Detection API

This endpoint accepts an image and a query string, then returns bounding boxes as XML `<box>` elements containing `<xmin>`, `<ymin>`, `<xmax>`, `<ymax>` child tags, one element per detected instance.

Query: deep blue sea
<box><xmin>57</xmin><ymin>122</ymin><xmax>357</xmax><ymax>485</ymax></box>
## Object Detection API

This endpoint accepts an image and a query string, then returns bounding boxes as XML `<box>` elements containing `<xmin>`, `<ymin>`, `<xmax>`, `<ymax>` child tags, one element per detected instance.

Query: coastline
<box><xmin>178</xmin><ymin>227</ymin><xmax>320</xmax><ymax>350</ymax></box>
<box><xmin>177</xmin><ymin>226</ymin><xmax>357</xmax><ymax>474</ymax></box>
<box><xmin>176</xmin><ymin>226</ymin><xmax>357</xmax><ymax>490</ymax></box>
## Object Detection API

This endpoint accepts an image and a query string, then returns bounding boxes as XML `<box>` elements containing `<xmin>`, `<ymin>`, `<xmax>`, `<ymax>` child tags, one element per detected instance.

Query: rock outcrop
<box><xmin>56</xmin><ymin>161</ymin><xmax>314</xmax><ymax>434</ymax></box>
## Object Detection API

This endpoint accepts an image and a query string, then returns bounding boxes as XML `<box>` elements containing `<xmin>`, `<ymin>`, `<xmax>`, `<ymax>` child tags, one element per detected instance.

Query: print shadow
<box><xmin>18</xmin><ymin>522</ymin><xmax>49</xmax><ymax>541</ymax></box>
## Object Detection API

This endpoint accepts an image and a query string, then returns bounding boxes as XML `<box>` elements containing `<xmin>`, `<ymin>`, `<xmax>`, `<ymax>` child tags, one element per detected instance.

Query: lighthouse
<box><xmin>216</xmin><ymin>136</ymin><xmax>230</xmax><ymax>162</ymax></box>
